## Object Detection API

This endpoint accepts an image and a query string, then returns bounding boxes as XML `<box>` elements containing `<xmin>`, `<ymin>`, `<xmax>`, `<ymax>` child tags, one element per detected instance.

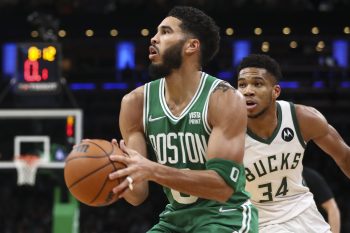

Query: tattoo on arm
<box><xmin>212</xmin><ymin>81</ymin><xmax>236</xmax><ymax>93</ymax></box>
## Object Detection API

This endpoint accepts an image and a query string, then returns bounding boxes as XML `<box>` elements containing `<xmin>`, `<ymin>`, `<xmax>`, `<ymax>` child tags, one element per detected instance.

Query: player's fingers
<box><xmin>117</xmin><ymin>184</ymin><xmax>135</xmax><ymax>198</ymax></box>
<box><xmin>114</xmin><ymin>174</ymin><xmax>139</xmax><ymax>196</ymax></box>
<box><xmin>119</xmin><ymin>140</ymin><xmax>136</xmax><ymax>155</ymax></box>
<box><xmin>111</xmin><ymin>138</ymin><xmax>118</xmax><ymax>145</ymax></box>
<box><xmin>109</xmin><ymin>154</ymin><xmax>129</xmax><ymax>163</ymax></box>
<box><xmin>112</xmin><ymin>179</ymin><xmax>130</xmax><ymax>194</ymax></box>
<box><xmin>108</xmin><ymin>165</ymin><xmax>131</xmax><ymax>180</ymax></box>
<box><xmin>116</xmin><ymin>187</ymin><xmax>129</xmax><ymax>198</ymax></box>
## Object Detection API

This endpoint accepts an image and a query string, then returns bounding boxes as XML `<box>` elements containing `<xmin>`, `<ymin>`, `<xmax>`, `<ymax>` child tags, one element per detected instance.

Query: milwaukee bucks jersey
<box><xmin>143</xmin><ymin>72</ymin><xmax>251</xmax><ymax>210</ymax></box>
<box><xmin>244</xmin><ymin>100</ymin><xmax>314</xmax><ymax>226</ymax></box>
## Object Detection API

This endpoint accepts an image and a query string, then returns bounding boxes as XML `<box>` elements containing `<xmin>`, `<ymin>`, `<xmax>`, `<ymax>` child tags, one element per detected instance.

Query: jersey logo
<box><xmin>189</xmin><ymin>112</ymin><xmax>201</xmax><ymax>125</ymax></box>
<box><xmin>148</xmin><ymin>115</ymin><xmax>166</xmax><ymax>122</ymax></box>
<box><xmin>281</xmin><ymin>127</ymin><xmax>294</xmax><ymax>142</ymax></box>
<box><xmin>219</xmin><ymin>206</ymin><xmax>237</xmax><ymax>213</ymax></box>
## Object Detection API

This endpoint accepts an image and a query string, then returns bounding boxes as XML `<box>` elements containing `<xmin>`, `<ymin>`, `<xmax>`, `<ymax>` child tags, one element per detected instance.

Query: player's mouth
<box><xmin>246</xmin><ymin>99</ymin><xmax>257</xmax><ymax>110</ymax></box>
<box><xmin>149</xmin><ymin>45</ymin><xmax>159</xmax><ymax>60</ymax></box>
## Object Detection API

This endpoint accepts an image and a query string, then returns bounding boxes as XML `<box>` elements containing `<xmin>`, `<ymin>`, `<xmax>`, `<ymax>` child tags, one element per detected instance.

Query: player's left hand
<box><xmin>108</xmin><ymin>140</ymin><xmax>155</xmax><ymax>197</ymax></box>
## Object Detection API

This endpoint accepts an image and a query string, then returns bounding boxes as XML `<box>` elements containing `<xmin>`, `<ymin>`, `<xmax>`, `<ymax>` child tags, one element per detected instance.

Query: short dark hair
<box><xmin>237</xmin><ymin>54</ymin><xmax>283</xmax><ymax>83</ymax></box>
<box><xmin>167</xmin><ymin>6</ymin><xmax>220</xmax><ymax>66</ymax></box>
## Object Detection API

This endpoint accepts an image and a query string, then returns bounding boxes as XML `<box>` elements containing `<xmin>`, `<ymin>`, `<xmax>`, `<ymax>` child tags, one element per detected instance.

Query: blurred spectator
<box><xmin>303</xmin><ymin>166</ymin><xmax>341</xmax><ymax>233</ymax></box>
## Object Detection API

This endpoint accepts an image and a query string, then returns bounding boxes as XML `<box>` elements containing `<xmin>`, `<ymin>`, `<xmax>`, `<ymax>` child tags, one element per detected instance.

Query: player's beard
<box><xmin>148</xmin><ymin>39</ymin><xmax>186</xmax><ymax>79</ymax></box>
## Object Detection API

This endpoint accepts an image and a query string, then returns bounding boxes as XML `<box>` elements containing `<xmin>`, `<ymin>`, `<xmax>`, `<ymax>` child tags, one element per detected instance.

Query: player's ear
<box><xmin>272</xmin><ymin>84</ymin><xmax>281</xmax><ymax>100</ymax></box>
<box><xmin>185</xmin><ymin>38</ymin><xmax>200</xmax><ymax>54</ymax></box>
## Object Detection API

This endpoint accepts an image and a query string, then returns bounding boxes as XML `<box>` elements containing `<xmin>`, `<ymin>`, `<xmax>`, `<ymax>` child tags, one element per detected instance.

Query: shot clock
<box><xmin>14</xmin><ymin>43</ymin><xmax>62</xmax><ymax>94</ymax></box>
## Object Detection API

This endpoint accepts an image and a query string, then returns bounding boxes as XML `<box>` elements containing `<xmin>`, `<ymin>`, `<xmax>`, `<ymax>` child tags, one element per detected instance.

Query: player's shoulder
<box><xmin>294</xmin><ymin>103</ymin><xmax>327</xmax><ymax>124</ymax></box>
<box><xmin>209</xmin><ymin>80</ymin><xmax>245</xmax><ymax>113</ymax></box>
<box><xmin>120</xmin><ymin>86</ymin><xmax>144</xmax><ymax>124</ymax></box>
<box><xmin>208</xmin><ymin>80</ymin><xmax>246</xmax><ymax>125</ymax></box>
<box><xmin>122</xmin><ymin>85</ymin><xmax>144</xmax><ymax>107</ymax></box>
<box><xmin>210</xmin><ymin>80</ymin><xmax>244</xmax><ymax>103</ymax></box>
<box><xmin>294</xmin><ymin>103</ymin><xmax>328</xmax><ymax>140</ymax></box>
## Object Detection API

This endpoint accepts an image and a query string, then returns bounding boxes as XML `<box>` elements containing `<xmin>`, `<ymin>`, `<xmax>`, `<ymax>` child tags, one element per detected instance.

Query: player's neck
<box><xmin>164</xmin><ymin>69</ymin><xmax>202</xmax><ymax>116</ymax></box>
<box><xmin>247</xmin><ymin>103</ymin><xmax>278</xmax><ymax>139</ymax></box>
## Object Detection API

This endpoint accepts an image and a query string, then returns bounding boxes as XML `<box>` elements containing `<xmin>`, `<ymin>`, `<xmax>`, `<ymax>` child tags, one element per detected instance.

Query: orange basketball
<box><xmin>64</xmin><ymin>139</ymin><xmax>125</xmax><ymax>207</ymax></box>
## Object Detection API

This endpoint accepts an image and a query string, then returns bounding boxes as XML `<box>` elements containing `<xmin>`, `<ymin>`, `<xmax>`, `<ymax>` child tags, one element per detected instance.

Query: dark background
<box><xmin>0</xmin><ymin>0</ymin><xmax>350</xmax><ymax>232</ymax></box>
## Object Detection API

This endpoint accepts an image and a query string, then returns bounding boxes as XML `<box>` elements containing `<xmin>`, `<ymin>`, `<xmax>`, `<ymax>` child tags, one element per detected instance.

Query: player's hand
<box><xmin>108</xmin><ymin>140</ymin><xmax>154</xmax><ymax>197</ymax></box>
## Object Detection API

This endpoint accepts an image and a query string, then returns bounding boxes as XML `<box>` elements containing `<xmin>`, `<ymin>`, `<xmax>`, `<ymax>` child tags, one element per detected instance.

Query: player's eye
<box><xmin>238</xmin><ymin>83</ymin><xmax>246</xmax><ymax>88</ymax></box>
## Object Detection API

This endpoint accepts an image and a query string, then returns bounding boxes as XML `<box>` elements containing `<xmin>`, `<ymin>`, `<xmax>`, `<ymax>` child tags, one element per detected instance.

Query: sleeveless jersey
<box><xmin>244</xmin><ymin>100</ymin><xmax>314</xmax><ymax>226</ymax></box>
<box><xmin>143</xmin><ymin>72</ymin><xmax>251</xmax><ymax>211</ymax></box>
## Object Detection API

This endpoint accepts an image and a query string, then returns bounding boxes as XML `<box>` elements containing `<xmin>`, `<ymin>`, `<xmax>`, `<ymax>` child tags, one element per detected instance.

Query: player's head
<box><xmin>237</xmin><ymin>54</ymin><xmax>282</xmax><ymax>118</ymax></box>
<box><xmin>148</xmin><ymin>6</ymin><xmax>220</xmax><ymax>78</ymax></box>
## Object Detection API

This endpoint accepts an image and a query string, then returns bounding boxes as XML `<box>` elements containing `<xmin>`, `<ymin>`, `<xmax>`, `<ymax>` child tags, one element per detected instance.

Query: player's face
<box><xmin>148</xmin><ymin>17</ymin><xmax>187</xmax><ymax>78</ymax></box>
<box><xmin>237</xmin><ymin>67</ymin><xmax>280</xmax><ymax>118</ymax></box>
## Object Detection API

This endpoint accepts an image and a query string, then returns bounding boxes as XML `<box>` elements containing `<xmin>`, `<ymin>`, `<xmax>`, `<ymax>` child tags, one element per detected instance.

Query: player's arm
<box><xmin>296</xmin><ymin>104</ymin><xmax>350</xmax><ymax>178</ymax></box>
<box><xmin>117</xmin><ymin>86</ymin><xmax>149</xmax><ymax>206</ymax></box>
<box><xmin>321</xmin><ymin>198</ymin><xmax>341</xmax><ymax>233</ymax></box>
<box><xmin>110</xmin><ymin>82</ymin><xmax>246</xmax><ymax>203</ymax></box>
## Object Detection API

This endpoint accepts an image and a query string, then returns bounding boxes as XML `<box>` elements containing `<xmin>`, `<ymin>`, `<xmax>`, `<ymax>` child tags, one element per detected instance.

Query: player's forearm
<box><xmin>328</xmin><ymin>208</ymin><xmax>341</xmax><ymax>233</ymax></box>
<box><xmin>338</xmin><ymin>148</ymin><xmax>350</xmax><ymax>179</ymax></box>
<box><xmin>322</xmin><ymin>199</ymin><xmax>341</xmax><ymax>233</ymax></box>
<box><xmin>335</xmin><ymin>128</ymin><xmax>350</xmax><ymax>178</ymax></box>
<box><xmin>149</xmin><ymin>163</ymin><xmax>233</xmax><ymax>202</ymax></box>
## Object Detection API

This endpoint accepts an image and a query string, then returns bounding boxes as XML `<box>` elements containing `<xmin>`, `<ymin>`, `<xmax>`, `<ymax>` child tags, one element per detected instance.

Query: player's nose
<box><xmin>243</xmin><ymin>85</ymin><xmax>255</xmax><ymax>96</ymax></box>
<box><xmin>150</xmin><ymin>33</ymin><xmax>159</xmax><ymax>45</ymax></box>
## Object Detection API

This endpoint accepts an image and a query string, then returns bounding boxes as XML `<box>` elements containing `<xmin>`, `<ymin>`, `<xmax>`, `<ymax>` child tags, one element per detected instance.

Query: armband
<box><xmin>206</xmin><ymin>158</ymin><xmax>246</xmax><ymax>192</ymax></box>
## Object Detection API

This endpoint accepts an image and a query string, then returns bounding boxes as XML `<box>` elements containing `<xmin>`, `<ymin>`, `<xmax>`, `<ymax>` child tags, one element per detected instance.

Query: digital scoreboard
<box><xmin>14</xmin><ymin>43</ymin><xmax>61</xmax><ymax>94</ymax></box>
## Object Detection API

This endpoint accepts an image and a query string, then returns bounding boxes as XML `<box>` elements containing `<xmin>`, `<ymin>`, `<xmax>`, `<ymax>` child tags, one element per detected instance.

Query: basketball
<box><xmin>64</xmin><ymin>139</ymin><xmax>125</xmax><ymax>207</ymax></box>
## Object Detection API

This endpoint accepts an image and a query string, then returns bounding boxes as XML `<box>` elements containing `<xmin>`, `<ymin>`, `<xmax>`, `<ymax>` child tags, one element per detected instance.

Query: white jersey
<box><xmin>244</xmin><ymin>100</ymin><xmax>314</xmax><ymax>226</ymax></box>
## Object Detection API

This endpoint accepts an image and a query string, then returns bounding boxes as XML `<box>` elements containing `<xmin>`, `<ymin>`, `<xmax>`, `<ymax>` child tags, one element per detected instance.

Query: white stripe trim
<box><xmin>237</xmin><ymin>200</ymin><xmax>252</xmax><ymax>233</ymax></box>
<box><xmin>159</xmin><ymin>79</ymin><xmax>167</xmax><ymax>118</ymax></box>
<box><xmin>202</xmin><ymin>79</ymin><xmax>221</xmax><ymax>135</ymax></box>
<box><xmin>160</xmin><ymin>72</ymin><xmax>207</xmax><ymax>122</ymax></box>
<box><xmin>244</xmin><ymin>203</ymin><xmax>252</xmax><ymax>233</ymax></box>
<box><xmin>143</xmin><ymin>83</ymin><xmax>150</xmax><ymax>135</ymax></box>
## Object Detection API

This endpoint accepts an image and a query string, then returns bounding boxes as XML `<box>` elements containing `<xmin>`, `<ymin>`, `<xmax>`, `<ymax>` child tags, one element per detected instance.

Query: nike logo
<box><xmin>148</xmin><ymin>115</ymin><xmax>166</xmax><ymax>122</ymax></box>
<box><xmin>219</xmin><ymin>207</ymin><xmax>237</xmax><ymax>213</ymax></box>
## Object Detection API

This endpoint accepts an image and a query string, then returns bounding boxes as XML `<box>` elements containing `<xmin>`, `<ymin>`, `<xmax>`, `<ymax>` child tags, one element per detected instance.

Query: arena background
<box><xmin>0</xmin><ymin>0</ymin><xmax>349</xmax><ymax>232</ymax></box>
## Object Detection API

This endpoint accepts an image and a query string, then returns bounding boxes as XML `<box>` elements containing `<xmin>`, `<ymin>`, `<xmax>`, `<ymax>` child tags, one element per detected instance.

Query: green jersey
<box><xmin>143</xmin><ymin>72</ymin><xmax>251</xmax><ymax>209</ymax></box>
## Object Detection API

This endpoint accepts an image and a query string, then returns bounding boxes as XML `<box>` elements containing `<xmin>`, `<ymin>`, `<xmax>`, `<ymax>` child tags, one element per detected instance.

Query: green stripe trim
<box><xmin>247</xmin><ymin>102</ymin><xmax>282</xmax><ymax>144</ymax></box>
<box><xmin>289</xmin><ymin>102</ymin><xmax>306</xmax><ymax>148</ymax></box>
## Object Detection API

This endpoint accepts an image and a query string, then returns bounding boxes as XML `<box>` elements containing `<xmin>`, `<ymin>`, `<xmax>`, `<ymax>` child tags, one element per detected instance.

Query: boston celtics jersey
<box><xmin>244</xmin><ymin>100</ymin><xmax>314</xmax><ymax>226</ymax></box>
<box><xmin>143</xmin><ymin>72</ymin><xmax>251</xmax><ymax>211</ymax></box>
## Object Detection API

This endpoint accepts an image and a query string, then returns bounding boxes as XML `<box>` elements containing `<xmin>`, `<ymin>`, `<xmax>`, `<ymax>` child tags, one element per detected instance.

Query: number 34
<box><xmin>258</xmin><ymin>176</ymin><xmax>289</xmax><ymax>203</ymax></box>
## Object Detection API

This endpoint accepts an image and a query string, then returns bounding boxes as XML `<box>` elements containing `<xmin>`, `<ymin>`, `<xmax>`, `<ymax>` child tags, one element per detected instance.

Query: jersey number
<box><xmin>258</xmin><ymin>176</ymin><xmax>289</xmax><ymax>203</ymax></box>
<box><xmin>170</xmin><ymin>168</ymin><xmax>198</xmax><ymax>204</ymax></box>
<box><xmin>171</xmin><ymin>189</ymin><xmax>198</xmax><ymax>204</ymax></box>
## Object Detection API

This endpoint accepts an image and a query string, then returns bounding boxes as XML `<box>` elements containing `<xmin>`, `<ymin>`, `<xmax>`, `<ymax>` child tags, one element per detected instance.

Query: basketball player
<box><xmin>109</xmin><ymin>6</ymin><xmax>258</xmax><ymax>233</ymax></box>
<box><xmin>236</xmin><ymin>54</ymin><xmax>350</xmax><ymax>233</ymax></box>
